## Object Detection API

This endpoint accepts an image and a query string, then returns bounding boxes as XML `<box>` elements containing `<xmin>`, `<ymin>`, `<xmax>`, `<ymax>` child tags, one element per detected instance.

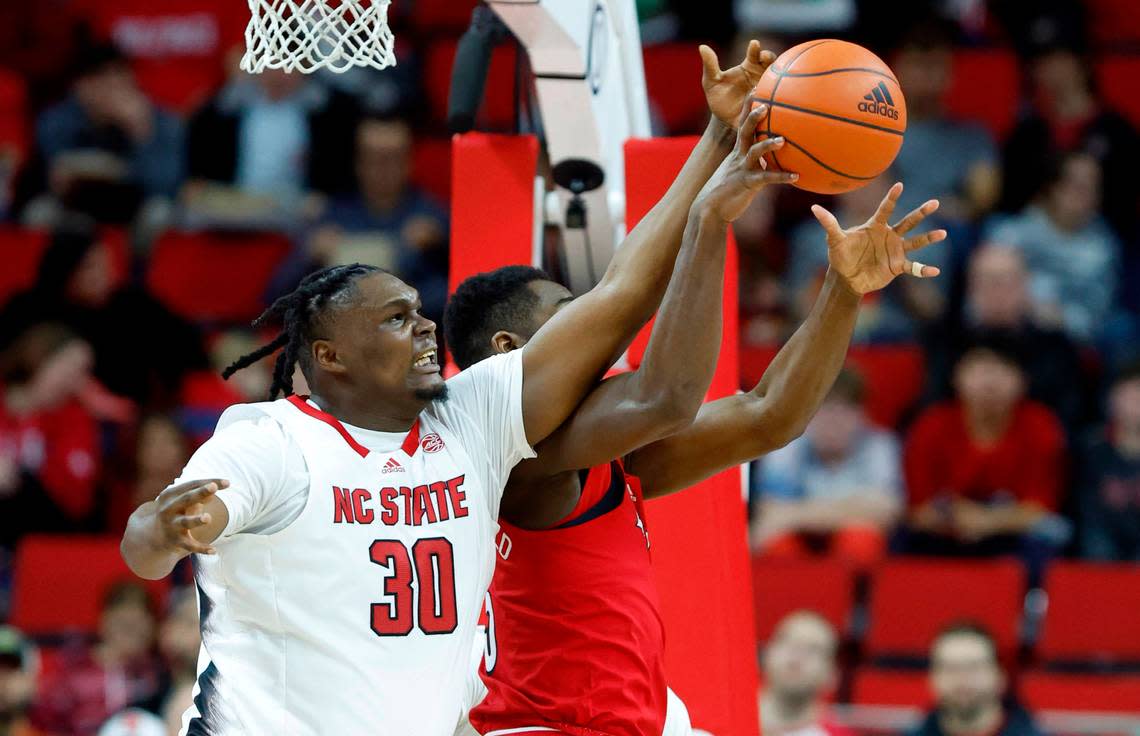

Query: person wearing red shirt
<box><xmin>904</xmin><ymin>333</ymin><xmax>1068</xmax><ymax>580</ymax></box>
<box><xmin>30</xmin><ymin>583</ymin><xmax>163</xmax><ymax>736</ymax></box>
<box><xmin>0</xmin><ymin>324</ymin><xmax>102</xmax><ymax>543</ymax></box>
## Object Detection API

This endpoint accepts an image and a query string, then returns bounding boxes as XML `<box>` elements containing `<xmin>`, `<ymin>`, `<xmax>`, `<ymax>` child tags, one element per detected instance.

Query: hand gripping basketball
<box><xmin>694</xmin><ymin>102</ymin><xmax>800</xmax><ymax>223</ymax></box>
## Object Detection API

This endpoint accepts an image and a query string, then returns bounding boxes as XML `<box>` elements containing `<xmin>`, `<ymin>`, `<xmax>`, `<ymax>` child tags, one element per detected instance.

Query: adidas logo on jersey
<box><xmin>857</xmin><ymin>81</ymin><xmax>899</xmax><ymax>120</ymax></box>
<box><xmin>381</xmin><ymin>458</ymin><xmax>405</xmax><ymax>474</ymax></box>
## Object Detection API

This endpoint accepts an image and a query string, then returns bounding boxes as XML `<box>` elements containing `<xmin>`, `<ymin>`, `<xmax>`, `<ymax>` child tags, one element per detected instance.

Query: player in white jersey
<box><xmin>121</xmin><ymin>96</ymin><xmax>753</xmax><ymax>734</ymax></box>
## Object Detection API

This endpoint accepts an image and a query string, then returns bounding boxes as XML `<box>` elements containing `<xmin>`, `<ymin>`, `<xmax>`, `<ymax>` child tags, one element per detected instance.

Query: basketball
<box><xmin>751</xmin><ymin>39</ymin><xmax>907</xmax><ymax>194</ymax></box>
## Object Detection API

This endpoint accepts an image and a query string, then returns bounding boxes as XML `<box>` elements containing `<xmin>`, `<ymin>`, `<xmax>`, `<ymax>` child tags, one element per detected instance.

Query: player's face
<box><xmin>528</xmin><ymin>280</ymin><xmax>575</xmax><ymax>332</ymax></box>
<box><xmin>496</xmin><ymin>280</ymin><xmax>575</xmax><ymax>353</ymax></box>
<box><xmin>324</xmin><ymin>272</ymin><xmax>444</xmax><ymax>404</ymax></box>
<box><xmin>930</xmin><ymin>635</ymin><xmax>1003</xmax><ymax>719</ymax></box>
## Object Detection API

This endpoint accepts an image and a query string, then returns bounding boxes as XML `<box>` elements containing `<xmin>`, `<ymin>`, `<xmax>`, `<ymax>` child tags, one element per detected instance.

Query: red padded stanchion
<box><xmin>448</xmin><ymin>133</ymin><xmax>538</xmax><ymax>293</ymax></box>
<box><xmin>625</xmin><ymin>137</ymin><xmax>758</xmax><ymax>736</ymax></box>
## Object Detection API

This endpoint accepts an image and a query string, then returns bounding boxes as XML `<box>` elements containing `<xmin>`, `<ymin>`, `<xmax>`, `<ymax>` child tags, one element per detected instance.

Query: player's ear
<box><xmin>490</xmin><ymin>330</ymin><xmax>526</xmax><ymax>355</ymax></box>
<box><xmin>312</xmin><ymin>339</ymin><xmax>349</xmax><ymax>374</ymax></box>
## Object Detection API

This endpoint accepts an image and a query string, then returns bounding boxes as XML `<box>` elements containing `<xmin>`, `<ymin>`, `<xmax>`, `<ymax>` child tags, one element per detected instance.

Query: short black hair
<box><xmin>956</xmin><ymin>329</ymin><xmax>1025</xmax><ymax>374</ymax></box>
<box><xmin>444</xmin><ymin>266</ymin><xmax>551</xmax><ymax>370</ymax></box>
<box><xmin>1113</xmin><ymin>358</ymin><xmax>1140</xmax><ymax>387</ymax></box>
<box><xmin>223</xmin><ymin>264</ymin><xmax>385</xmax><ymax>399</ymax></box>
<box><xmin>932</xmin><ymin>620</ymin><xmax>998</xmax><ymax>661</ymax></box>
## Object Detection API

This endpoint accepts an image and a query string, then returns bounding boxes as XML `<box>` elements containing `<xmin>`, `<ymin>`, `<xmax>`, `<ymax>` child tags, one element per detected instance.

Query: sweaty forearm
<box><xmin>748</xmin><ymin>268</ymin><xmax>860</xmax><ymax>448</ymax></box>
<box><xmin>629</xmin><ymin>208</ymin><xmax>728</xmax><ymax>417</ymax></box>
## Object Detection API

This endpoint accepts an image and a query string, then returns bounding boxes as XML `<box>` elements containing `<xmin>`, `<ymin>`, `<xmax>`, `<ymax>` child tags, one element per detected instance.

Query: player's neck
<box><xmin>310</xmin><ymin>391</ymin><xmax>425</xmax><ymax>433</ymax></box>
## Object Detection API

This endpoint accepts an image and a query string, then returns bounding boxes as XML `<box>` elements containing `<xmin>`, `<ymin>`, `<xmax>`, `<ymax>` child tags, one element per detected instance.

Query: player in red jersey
<box><xmin>444</xmin><ymin>42</ymin><xmax>947</xmax><ymax>736</ymax></box>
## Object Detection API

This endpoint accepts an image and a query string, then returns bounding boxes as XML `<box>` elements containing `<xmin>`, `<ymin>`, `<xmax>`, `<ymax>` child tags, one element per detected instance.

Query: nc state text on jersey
<box><xmin>331</xmin><ymin>475</ymin><xmax>468</xmax><ymax>526</ymax></box>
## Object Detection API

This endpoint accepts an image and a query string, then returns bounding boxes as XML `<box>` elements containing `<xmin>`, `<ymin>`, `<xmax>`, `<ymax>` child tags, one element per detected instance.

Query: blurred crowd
<box><xmin>0</xmin><ymin>0</ymin><xmax>1136</xmax><ymax>735</ymax></box>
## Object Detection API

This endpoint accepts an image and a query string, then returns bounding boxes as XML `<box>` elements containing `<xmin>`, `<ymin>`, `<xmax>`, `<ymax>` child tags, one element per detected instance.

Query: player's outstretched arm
<box><xmin>513</xmin><ymin>107</ymin><xmax>786</xmax><ymax>481</ymax></box>
<box><xmin>517</xmin><ymin>45</ymin><xmax>796</xmax><ymax>446</ymax></box>
<box><xmin>626</xmin><ymin>183</ymin><xmax>946</xmax><ymax>497</ymax></box>
<box><xmin>121</xmin><ymin>479</ymin><xmax>229</xmax><ymax>579</ymax></box>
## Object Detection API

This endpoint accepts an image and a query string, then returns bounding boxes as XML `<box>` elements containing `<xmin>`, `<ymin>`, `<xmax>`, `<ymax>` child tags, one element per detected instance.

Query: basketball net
<box><xmin>241</xmin><ymin>0</ymin><xmax>396</xmax><ymax>74</ymax></box>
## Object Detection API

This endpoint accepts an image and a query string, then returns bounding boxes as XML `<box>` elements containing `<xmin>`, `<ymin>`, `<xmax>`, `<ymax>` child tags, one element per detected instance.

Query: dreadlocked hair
<box><xmin>222</xmin><ymin>264</ymin><xmax>384</xmax><ymax>399</ymax></box>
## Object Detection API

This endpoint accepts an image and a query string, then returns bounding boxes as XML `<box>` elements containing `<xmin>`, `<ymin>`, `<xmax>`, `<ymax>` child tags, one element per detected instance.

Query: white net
<box><xmin>241</xmin><ymin>0</ymin><xmax>396</xmax><ymax>74</ymax></box>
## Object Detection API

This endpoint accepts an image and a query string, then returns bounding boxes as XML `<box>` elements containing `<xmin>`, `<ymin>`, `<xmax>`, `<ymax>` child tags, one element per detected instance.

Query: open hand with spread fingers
<box><xmin>812</xmin><ymin>182</ymin><xmax>947</xmax><ymax>296</ymax></box>
<box><xmin>700</xmin><ymin>40</ymin><xmax>775</xmax><ymax>130</ymax></box>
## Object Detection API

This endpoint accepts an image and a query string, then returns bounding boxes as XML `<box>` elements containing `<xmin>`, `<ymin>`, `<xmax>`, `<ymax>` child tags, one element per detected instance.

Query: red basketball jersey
<box><xmin>469</xmin><ymin>460</ymin><xmax>668</xmax><ymax>736</ymax></box>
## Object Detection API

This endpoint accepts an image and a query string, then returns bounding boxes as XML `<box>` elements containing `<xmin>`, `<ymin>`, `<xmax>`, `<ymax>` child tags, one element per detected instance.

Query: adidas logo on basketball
<box><xmin>857</xmin><ymin>81</ymin><xmax>899</xmax><ymax>120</ymax></box>
<box><xmin>381</xmin><ymin>458</ymin><xmax>405</xmax><ymax>474</ymax></box>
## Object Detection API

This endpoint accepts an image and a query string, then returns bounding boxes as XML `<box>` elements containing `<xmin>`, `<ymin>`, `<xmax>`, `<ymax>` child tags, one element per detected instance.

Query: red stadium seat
<box><xmin>739</xmin><ymin>344</ymin><xmax>925</xmax><ymax>428</ymax></box>
<box><xmin>1020</xmin><ymin>672</ymin><xmax>1140</xmax><ymax>713</ymax></box>
<box><xmin>10</xmin><ymin>535</ymin><xmax>169</xmax><ymax>635</ymax></box>
<box><xmin>146</xmin><ymin>230</ymin><xmax>291</xmax><ymax>323</ymax></box>
<box><xmin>1095</xmin><ymin>55</ymin><xmax>1140</xmax><ymax>132</ymax></box>
<box><xmin>865</xmin><ymin>558</ymin><xmax>1024</xmax><ymax>660</ymax></box>
<box><xmin>0</xmin><ymin>68</ymin><xmax>29</xmax><ymax>161</ymax></box>
<box><xmin>1037</xmin><ymin>562</ymin><xmax>1140</xmax><ymax>664</ymax></box>
<box><xmin>752</xmin><ymin>557</ymin><xmax>856</xmax><ymax>644</ymax></box>
<box><xmin>411</xmin><ymin>137</ymin><xmax>453</xmax><ymax>204</ymax></box>
<box><xmin>424</xmin><ymin>40</ymin><xmax>518</xmax><ymax>129</ymax></box>
<box><xmin>944</xmin><ymin>49</ymin><xmax>1020</xmax><ymax>141</ymax></box>
<box><xmin>642</xmin><ymin>44</ymin><xmax>707</xmax><ymax>135</ymax></box>
<box><xmin>0</xmin><ymin>228</ymin><xmax>48</xmax><ymax>308</ymax></box>
<box><xmin>1087</xmin><ymin>0</ymin><xmax>1140</xmax><ymax>47</ymax></box>
<box><xmin>407</xmin><ymin>0</ymin><xmax>477</xmax><ymax>33</ymax></box>
<box><xmin>0</xmin><ymin>227</ymin><xmax>130</xmax><ymax>309</ymax></box>
<box><xmin>850</xmin><ymin>668</ymin><xmax>932</xmax><ymax>707</ymax></box>
<box><xmin>73</xmin><ymin>0</ymin><xmax>246</xmax><ymax>114</ymax></box>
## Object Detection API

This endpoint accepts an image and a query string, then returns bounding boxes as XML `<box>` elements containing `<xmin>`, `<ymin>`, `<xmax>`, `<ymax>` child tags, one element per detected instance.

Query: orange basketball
<box><xmin>751</xmin><ymin>39</ymin><xmax>906</xmax><ymax>194</ymax></box>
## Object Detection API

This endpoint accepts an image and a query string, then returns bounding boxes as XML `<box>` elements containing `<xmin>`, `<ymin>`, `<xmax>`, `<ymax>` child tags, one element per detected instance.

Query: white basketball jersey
<box><xmin>181</xmin><ymin>354</ymin><xmax>531</xmax><ymax>736</ymax></box>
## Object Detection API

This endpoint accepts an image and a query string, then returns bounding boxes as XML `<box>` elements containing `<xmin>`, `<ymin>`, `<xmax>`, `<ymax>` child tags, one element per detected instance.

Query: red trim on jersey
<box><xmin>286</xmin><ymin>396</ymin><xmax>422</xmax><ymax>459</ymax></box>
<box><xmin>401</xmin><ymin>419</ymin><xmax>421</xmax><ymax>456</ymax></box>
<box><xmin>286</xmin><ymin>395</ymin><xmax>371</xmax><ymax>458</ymax></box>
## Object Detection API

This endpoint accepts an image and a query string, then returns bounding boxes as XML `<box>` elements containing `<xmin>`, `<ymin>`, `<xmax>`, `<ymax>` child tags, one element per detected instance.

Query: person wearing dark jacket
<box><xmin>185</xmin><ymin>69</ymin><xmax>359</xmax><ymax>203</ymax></box>
<box><xmin>909</xmin><ymin>623</ymin><xmax>1045</xmax><ymax>736</ymax></box>
<box><xmin>0</xmin><ymin>222</ymin><xmax>208</xmax><ymax>407</ymax></box>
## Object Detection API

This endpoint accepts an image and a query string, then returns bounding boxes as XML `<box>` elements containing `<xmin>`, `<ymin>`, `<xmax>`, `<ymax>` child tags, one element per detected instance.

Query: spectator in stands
<box><xmin>157</xmin><ymin>588</ymin><xmax>199</xmax><ymax>735</ymax></box>
<box><xmin>909</xmin><ymin>623</ymin><xmax>1043</xmax><ymax>736</ymax></box>
<box><xmin>0</xmin><ymin>222</ymin><xmax>208</xmax><ymax>407</ymax></box>
<box><xmin>1001</xmin><ymin>42</ymin><xmax>1140</xmax><ymax>241</ymax></box>
<box><xmin>0</xmin><ymin>324</ymin><xmax>100</xmax><ymax>543</ymax></box>
<box><xmin>22</xmin><ymin>43</ymin><xmax>184</xmax><ymax>223</ymax></box>
<box><xmin>184</xmin><ymin>66</ymin><xmax>359</xmax><ymax>221</ymax></box>
<box><xmin>984</xmin><ymin>151</ymin><xmax>1121</xmax><ymax>346</ymax></box>
<box><xmin>0</xmin><ymin>626</ymin><xmax>39</xmax><ymax>736</ymax></box>
<box><xmin>31</xmin><ymin>583</ymin><xmax>163</xmax><ymax>736</ymax></box>
<box><xmin>905</xmin><ymin>334</ymin><xmax>1069</xmax><ymax>580</ymax></box>
<box><xmin>272</xmin><ymin>116</ymin><xmax>450</xmax><ymax>322</ymax></box>
<box><xmin>759</xmin><ymin>611</ymin><xmax>848</xmax><ymax>736</ymax></box>
<box><xmin>786</xmin><ymin>173</ymin><xmax>948</xmax><ymax>340</ymax></box>
<box><xmin>1078</xmin><ymin>361</ymin><xmax>1140</xmax><ymax>561</ymax></box>
<box><xmin>892</xmin><ymin>19</ymin><xmax>1001</xmax><ymax>224</ymax></box>
<box><xmin>925</xmin><ymin>245</ymin><xmax>1084</xmax><ymax>434</ymax></box>
<box><xmin>107</xmin><ymin>415</ymin><xmax>192</xmax><ymax>534</ymax></box>
<box><xmin>751</xmin><ymin>369</ymin><xmax>902</xmax><ymax>571</ymax></box>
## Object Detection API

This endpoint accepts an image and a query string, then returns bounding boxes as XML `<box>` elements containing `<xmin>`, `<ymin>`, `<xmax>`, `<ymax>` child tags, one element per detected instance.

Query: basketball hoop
<box><xmin>241</xmin><ymin>0</ymin><xmax>396</xmax><ymax>74</ymax></box>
